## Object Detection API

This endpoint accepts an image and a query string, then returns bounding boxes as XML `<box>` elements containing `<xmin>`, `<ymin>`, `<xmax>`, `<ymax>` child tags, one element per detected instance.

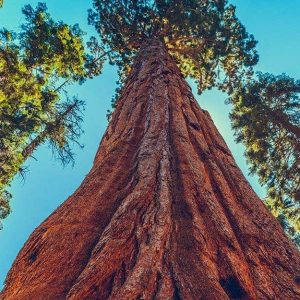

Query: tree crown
<box><xmin>229</xmin><ymin>72</ymin><xmax>300</xmax><ymax>244</ymax></box>
<box><xmin>89</xmin><ymin>0</ymin><xmax>258</xmax><ymax>94</ymax></box>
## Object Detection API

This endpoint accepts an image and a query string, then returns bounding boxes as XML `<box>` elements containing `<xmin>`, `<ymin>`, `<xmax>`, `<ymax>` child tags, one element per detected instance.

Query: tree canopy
<box><xmin>0</xmin><ymin>3</ymin><xmax>104</xmax><ymax>226</ymax></box>
<box><xmin>89</xmin><ymin>0</ymin><xmax>258</xmax><ymax>95</ymax></box>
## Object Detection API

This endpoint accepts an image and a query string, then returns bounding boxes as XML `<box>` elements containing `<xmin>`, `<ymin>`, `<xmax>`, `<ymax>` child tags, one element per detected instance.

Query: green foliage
<box><xmin>0</xmin><ymin>0</ymin><xmax>3</xmax><ymax>8</ymax></box>
<box><xmin>229</xmin><ymin>72</ymin><xmax>300</xmax><ymax>240</ymax></box>
<box><xmin>89</xmin><ymin>0</ymin><xmax>258</xmax><ymax>94</ymax></box>
<box><xmin>265</xmin><ymin>198</ymin><xmax>300</xmax><ymax>248</ymax></box>
<box><xmin>0</xmin><ymin>3</ymin><xmax>103</xmax><ymax>227</ymax></box>
<box><xmin>0</xmin><ymin>190</ymin><xmax>10</xmax><ymax>220</ymax></box>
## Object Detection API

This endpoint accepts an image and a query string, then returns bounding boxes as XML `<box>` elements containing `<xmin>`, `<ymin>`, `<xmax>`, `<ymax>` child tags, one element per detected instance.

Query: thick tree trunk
<box><xmin>1</xmin><ymin>39</ymin><xmax>300</xmax><ymax>300</ymax></box>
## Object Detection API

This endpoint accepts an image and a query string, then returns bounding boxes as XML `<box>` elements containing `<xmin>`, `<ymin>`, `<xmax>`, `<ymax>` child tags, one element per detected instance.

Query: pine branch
<box><xmin>22</xmin><ymin>101</ymin><xmax>79</xmax><ymax>160</ymax></box>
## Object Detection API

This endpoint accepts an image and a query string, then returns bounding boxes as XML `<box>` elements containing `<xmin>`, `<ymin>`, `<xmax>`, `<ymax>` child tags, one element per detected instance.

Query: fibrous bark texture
<box><xmin>1</xmin><ymin>40</ymin><xmax>300</xmax><ymax>300</ymax></box>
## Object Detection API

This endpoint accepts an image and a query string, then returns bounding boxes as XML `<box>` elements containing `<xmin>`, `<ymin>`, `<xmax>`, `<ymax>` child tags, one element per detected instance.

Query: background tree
<box><xmin>89</xmin><ymin>0</ymin><xmax>299</xmax><ymax>242</ymax></box>
<box><xmin>229</xmin><ymin>72</ymin><xmax>300</xmax><ymax>245</ymax></box>
<box><xmin>0</xmin><ymin>3</ymin><xmax>104</xmax><ymax>227</ymax></box>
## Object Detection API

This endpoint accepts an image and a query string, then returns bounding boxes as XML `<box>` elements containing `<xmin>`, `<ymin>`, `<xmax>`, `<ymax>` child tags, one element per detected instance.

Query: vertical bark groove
<box><xmin>1</xmin><ymin>39</ymin><xmax>300</xmax><ymax>300</ymax></box>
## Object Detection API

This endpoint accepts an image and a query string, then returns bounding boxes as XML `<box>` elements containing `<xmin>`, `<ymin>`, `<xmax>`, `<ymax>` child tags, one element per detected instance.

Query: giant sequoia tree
<box><xmin>1</xmin><ymin>1</ymin><xmax>300</xmax><ymax>299</ymax></box>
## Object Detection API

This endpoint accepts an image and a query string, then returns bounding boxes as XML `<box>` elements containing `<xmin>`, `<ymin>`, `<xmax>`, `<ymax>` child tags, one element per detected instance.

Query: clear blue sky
<box><xmin>1</xmin><ymin>0</ymin><xmax>300</xmax><ymax>288</ymax></box>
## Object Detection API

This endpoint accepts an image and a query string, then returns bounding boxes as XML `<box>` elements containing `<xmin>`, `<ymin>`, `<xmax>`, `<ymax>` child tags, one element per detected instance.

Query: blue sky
<box><xmin>0</xmin><ymin>0</ymin><xmax>300</xmax><ymax>288</ymax></box>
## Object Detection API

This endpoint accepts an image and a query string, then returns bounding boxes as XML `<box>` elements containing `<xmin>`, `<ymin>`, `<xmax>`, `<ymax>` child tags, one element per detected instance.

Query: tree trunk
<box><xmin>1</xmin><ymin>39</ymin><xmax>300</xmax><ymax>300</ymax></box>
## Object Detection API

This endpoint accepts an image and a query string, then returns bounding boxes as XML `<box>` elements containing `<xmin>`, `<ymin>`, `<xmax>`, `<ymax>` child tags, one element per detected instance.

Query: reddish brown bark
<box><xmin>1</xmin><ymin>40</ymin><xmax>300</xmax><ymax>300</ymax></box>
